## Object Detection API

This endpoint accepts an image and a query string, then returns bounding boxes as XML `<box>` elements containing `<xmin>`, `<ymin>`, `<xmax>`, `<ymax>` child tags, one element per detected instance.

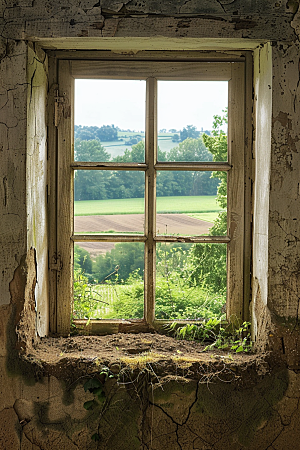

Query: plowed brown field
<box><xmin>75</xmin><ymin>213</ymin><xmax>213</xmax><ymax>256</ymax></box>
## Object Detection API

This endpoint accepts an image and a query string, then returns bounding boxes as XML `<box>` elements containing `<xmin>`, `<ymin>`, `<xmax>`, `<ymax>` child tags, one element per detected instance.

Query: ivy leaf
<box><xmin>83</xmin><ymin>400</ymin><xmax>96</xmax><ymax>410</ymax></box>
<box><xmin>235</xmin><ymin>345</ymin><xmax>244</xmax><ymax>353</ymax></box>
<box><xmin>93</xmin><ymin>387</ymin><xmax>103</xmax><ymax>396</ymax></box>
<box><xmin>91</xmin><ymin>433</ymin><xmax>100</xmax><ymax>441</ymax></box>
<box><xmin>83</xmin><ymin>378</ymin><xmax>102</xmax><ymax>393</ymax></box>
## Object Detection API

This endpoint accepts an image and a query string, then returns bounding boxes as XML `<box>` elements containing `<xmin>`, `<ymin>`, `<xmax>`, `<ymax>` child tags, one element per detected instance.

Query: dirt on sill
<box><xmin>25</xmin><ymin>332</ymin><xmax>273</xmax><ymax>386</ymax></box>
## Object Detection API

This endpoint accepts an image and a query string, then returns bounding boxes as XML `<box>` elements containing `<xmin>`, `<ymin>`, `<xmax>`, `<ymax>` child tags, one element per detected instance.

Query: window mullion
<box><xmin>56</xmin><ymin>60</ymin><xmax>74</xmax><ymax>335</ymax></box>
<box><xmin>144</xmin><ymin>77</ymin><xmax>157</xmax><ymax>326</ymax></box>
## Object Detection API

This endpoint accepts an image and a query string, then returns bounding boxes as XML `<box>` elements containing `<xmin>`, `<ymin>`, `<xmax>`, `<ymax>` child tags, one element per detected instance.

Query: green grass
<box><xmin>74</xmin><ymin>195</ymin><xmax>223</xmax><ymax>216</ymax></box>
<box><xmin>187</xmin><ymin>212</ymin><xmax>220</xmax><ymax>223</ymax></box>
<box><xmin>100</xmin><ymin>132</ymin><xmax>180</xmax><ymax>158</ymax></box>
<box><xmin>117</xmin><ymin>131</ymin><xmax>145</xmax><ymax>137</ymax></box>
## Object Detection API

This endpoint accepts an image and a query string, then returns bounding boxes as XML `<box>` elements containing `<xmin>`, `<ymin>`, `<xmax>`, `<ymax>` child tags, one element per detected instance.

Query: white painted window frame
<box><xmin>48</xmin><ymin>53</ymin><xmax>252</xmax><ymax>335</ymax></box>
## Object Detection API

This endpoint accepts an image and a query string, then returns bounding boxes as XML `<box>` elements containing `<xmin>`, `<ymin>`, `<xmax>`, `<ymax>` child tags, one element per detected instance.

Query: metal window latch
<box><xmin>54</xmin><ymin>90</ymin><xmax>65</xmax><ymax>127</ymax></box>
<box><xmin>50</xmin><ymin>253</ymin><xmax>63</xmax><ymax>272</ymax></box>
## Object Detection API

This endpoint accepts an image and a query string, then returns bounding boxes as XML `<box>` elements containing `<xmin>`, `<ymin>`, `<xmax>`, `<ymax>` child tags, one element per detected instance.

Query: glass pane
<box><xmin>156</xmin><ymin>171</ymin><xmax>227</xmax><ymax>236</ymax></box>
<box><xmin>155</xmin><ymin>242</ymin><xmax>226</xmax><ymax>320</ymax></box>
<box><xmin>74</xmin><ymin>170</ymin><xmax>145</xmax><ymax>234</ymax></box>
<box><xmin>75</xmin><ymin>79</ymin><xmax>146</xmax><ymax>162</ymax></box>
<box><xmin>157</xmin><ymin>81</ymin><xmax>228</xmax><ymax>162</ymax></box>
<box><xmin>73</xmin><ymin>242</ymin><xmax>144</xmax><ymax>320</ymax></box>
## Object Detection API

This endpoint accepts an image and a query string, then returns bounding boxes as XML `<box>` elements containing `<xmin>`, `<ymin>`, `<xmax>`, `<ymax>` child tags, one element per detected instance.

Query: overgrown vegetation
<box><xmin>168</xmin><ymin>319</ymin><xmax>252</xmax><ymax>353</ymax></box>
<box><xmin>82</xmin><ymin>367</ymin><xmax>115</xmax><ymax>442</ymax></box>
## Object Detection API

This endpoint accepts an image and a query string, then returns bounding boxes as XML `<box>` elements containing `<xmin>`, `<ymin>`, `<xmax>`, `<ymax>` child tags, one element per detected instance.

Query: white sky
<box><xmin>75</xmin><ymin>79</ymin><xmax>228</xmax><ymax>132</ymax></box>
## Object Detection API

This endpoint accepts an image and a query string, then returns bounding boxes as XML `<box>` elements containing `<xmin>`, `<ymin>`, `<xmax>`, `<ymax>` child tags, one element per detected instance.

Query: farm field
<box><xmin>100</xmin><ymin>132</ymin><xmax>180</xmax><ymax>157</ymax></box>
<box><xmin>75</xmin><ymin>213</ymin><xmax>213</xmax><ymax>235</ymax></box>
<box><xmin>74</xmin><ymin>195</ymin><xmax>223</xmax><ymax>217</ymax></box>
<box><xmin>75</xmin><ymin>213</ymin><xmax>213</xmax><ymax>256</ymax></box>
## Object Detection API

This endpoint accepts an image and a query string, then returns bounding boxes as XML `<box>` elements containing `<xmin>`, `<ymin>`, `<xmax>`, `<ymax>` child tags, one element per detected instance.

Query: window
<box><xmin>49</xmin><ymin>54</ymin><xmax>251</xmax><ymax>335</ymax></box>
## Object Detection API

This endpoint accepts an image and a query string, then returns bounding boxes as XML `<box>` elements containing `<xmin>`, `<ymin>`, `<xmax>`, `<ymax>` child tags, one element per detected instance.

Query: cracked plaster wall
<box><xmin>0</xmin><ymin>40</ymin><xmax>28</xmax><ymax>306</ymax></box>
<box><xmin>1</xmin><ymin>1</ymin><xmax>300</xmax><ymax>449</ymax></box>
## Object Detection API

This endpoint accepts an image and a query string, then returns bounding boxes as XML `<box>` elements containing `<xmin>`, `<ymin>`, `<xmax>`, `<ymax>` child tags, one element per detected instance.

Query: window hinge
<box><xmin>54</xmin><ymin>90</ymin><xmax>65</xmax><ymax>127</ymax></box>
<box><xmin>50</xmin><ymin>253</ymin><xmax>63</xmax><ymax>272</ymax></box>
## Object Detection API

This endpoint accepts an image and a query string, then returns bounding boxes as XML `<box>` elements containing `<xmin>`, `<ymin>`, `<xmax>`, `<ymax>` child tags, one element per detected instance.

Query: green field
<box><xmin>74</xmin><ymin>195</ymin><xmax>223</xmax><ymax>219</ymax></box>
<box><xmin>100</xmin><ymin>132</ymin><xmax>179</xmax><ymax>158</ymax></box>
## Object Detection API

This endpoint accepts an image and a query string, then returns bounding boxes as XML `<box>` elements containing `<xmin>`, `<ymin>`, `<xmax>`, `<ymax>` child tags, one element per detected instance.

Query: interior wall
<box><xmin>268</xmin><ymin>42</ymin><xmax>300</xmax><ymax>320</ymax></box>
<box><xmin>0</xmin><ymin>40</ymin><xmax>28</xmax><ymax>306</ymax></box>
<box><xmin>1</xmin><ymin>1</ymin><xmax>300</xmax><ymax>449</ymax></box>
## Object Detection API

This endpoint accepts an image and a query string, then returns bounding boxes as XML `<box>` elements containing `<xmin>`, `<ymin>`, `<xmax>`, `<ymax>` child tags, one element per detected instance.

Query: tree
<box><xmin>113</xmin><ymin>140</ymin><xmax>144</xmax><ymax>163</ymax></box>
<box><xmin>157</xmin><ymin>137</ymin><xmax>219</xmax><ymax>196</ymax></box>
<box><xmin>93</xmin><ymin>242</ymin><xmax>144</xmax><ymax>283</ymax></box>
<box><xmin>191</xmin><ymin>110</ymin><xmax>228</xmax><ymax>293</ymax></box>
<box><xmin>96</xmin><ymin>125</ymin><xmax>118</xmax><ymax>141</ymax></box>
<box><xmin>75</xmin><ymin>124</ymin><xmax>118</xmax><ymax>141</ymax></box>
<box><xmin>74</xmin><ymin>139</ymin><xmax>110</xmax><ymax>162</ymax></box>
<box><xmin>74</xmin><ymin>245</ymin><xmax>93</xmax><ymax>275</ymax></box>
<box><xmin>74</xmin><ymin>139</ymin><xmax>111</xmax><ymax>201</ymax></box>
<box><xmin>180</xmin><ymin>125</ymin><xmax>200</xmax><ymax>141</ymax></box>
<box><xmin>74</xmin><ymin>170</ymin><xmax>109</xmax><ymax>201</ymax></box>
<box><xmin>168</xmin><ymin>136</ymin><xmax>212</xmax><ymax>162</ymax></box>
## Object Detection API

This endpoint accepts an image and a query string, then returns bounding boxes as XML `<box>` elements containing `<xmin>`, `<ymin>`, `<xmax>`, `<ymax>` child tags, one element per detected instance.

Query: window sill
<box><xmin>24</xmin><ymin>333</ymin><xmax>266</xmax><ymax>382</ymax></box>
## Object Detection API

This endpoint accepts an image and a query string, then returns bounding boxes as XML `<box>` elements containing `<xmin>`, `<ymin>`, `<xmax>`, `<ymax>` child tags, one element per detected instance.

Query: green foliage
<box><xmin>190</xmin><ymin>243</ymin><xmax>227</xmax><ymax>294</ymax></box>
<box><xmin>155</xmin><ymin>244</ymin><xmax>225</xmax><ymax>320</ymax></box>
<box><xmin>73</xmin><ymin>269</ymin><xmax>109</xmax><ymax>319</ymax></box>
<box><xmin>168</xmin><ymin>137</ymin><xmax>211</xmax><ymax>162</ymax></box>
<box><xmin>156</xmin><ymin>170</ymin><xmax>218</xmax><ymax>197</ymax></box>
<box><xmin>74</xmin><ymin>139</ymin><xmax>111</xmax><ymax>201</ymax></box>
<box><xmin>82</xmin><ymin>369</ymin><xmax>114</xmax><ymax>442</ymax></box>
<box><xmin>74</xmin><ymin>244</ymin><xmax>93</xmax><ymax>276</ymax></box>
<box><xmin>169</xmin><ymin>320</ymin><xmax>252</xmax><ymax>353</ymax></box>
<box><xmin>180</xmin><ymin>125</ymin><xmax>200</xmax><ymax>141</ymax></box>
<box><xmin>74</xmin><ymin>136</ymin><xmax>219</xmax><ymax>200</ymax></box>
<box><xmin>74</xmin><ymin>138</ymin><xmax>110</xmax><ymax>162</ymax></box>
<box><xmin>74</xmin><ymin>170</ymin><xmax>109</xmax><ymax>201</ymax></box>
<box><xmin>190</xmin><ymin>110</ymin><xmax>228</xmax><ymax>293</ymax></box>
<box><xmin>75</xmin><ymin>124</ymin><xmax>118</xmax><ymax>141</ymax></box>
<box><xmin>93</xmin><ymin>243</ymin><xmax>144</xmax><ymax>284</ymax></box>
<box><xmin>72</xmin><ymin>113</ymin><xmax>240</xmax><ymax>325</ymax></box>
<box><xmin>105</xmin><ymin>270</ymin><xmax>144</xmax><ymax>319</ymax></box>
<box><xmin>202</xmin><ymin>109</ymin><xmax>228</xmax><ymax>209</ymax></box>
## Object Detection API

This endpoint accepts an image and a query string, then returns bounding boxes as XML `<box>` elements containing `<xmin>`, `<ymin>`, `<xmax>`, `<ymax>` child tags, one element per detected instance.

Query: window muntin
<box><xmin>53</xmin><ymin>59</ymin><xmax>247</xmax><ymax>335</ymax></box>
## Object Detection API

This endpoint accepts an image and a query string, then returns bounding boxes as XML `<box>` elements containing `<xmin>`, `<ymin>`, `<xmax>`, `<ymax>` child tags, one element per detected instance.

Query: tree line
<box><xmin>74</xmin><ymin>137</ymin><xmax>219</xmax><ymax>201</ymax></box>
<box><xmin>75</xmin><ymin>124</ymin><xmax>118</xmax><ymax>141</ymax></box>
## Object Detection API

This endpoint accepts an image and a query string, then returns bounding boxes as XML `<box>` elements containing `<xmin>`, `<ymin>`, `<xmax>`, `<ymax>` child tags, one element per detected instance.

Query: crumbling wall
<box><xmin>1</xmin><ymin>1</ymin><xmax>300</xmax><ymax>449</ymax></box>
<box><xmin>0</xmin><ymin>40</ymin><xmax>28</xmax><ymax>306</ymax></box>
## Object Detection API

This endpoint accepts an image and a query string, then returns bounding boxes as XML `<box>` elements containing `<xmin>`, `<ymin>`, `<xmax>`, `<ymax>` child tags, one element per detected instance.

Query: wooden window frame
<box><xmin>48</xmin><ymin>53</ymin><xmax>252</xmax><ymax>335</ymax></box>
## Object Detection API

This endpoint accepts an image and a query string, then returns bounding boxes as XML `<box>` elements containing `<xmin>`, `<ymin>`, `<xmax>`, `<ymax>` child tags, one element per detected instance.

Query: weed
<box><xmin>82</xmin><ymin>367</ymin><xmax>114</xmax><ymax>442</ymax></box>
<box><xmin>167</xmin><ymin>319</ymin><xmax>252</xmax><ymax>353</ymax></box>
